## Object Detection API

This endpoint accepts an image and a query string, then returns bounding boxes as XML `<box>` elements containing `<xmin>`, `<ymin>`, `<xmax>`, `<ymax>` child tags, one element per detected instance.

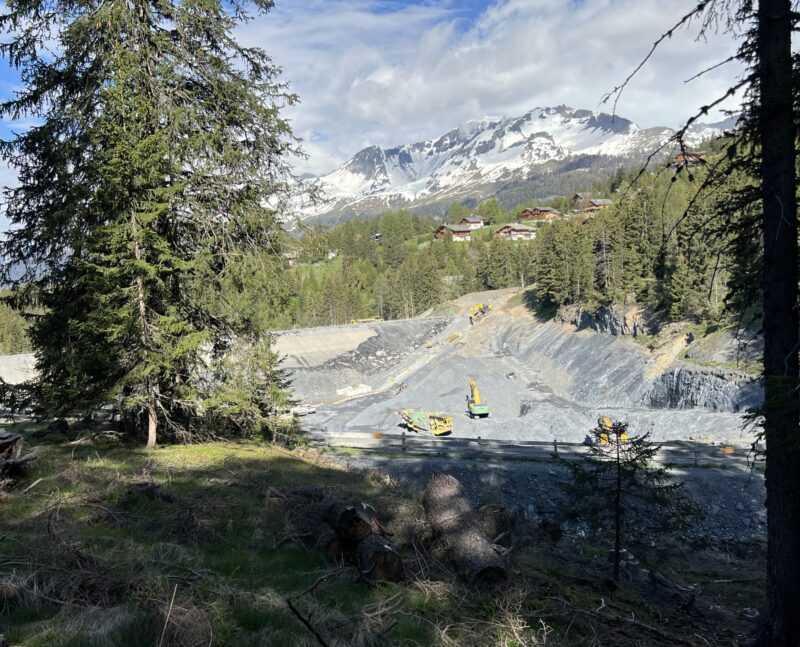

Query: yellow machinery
<box><xmin>467</xmin><ymin>378</ymin><xmax>490</xmax><ymax>418</ymax></box>
<box><xmin>400</xmin><ymin>409</ymin><xmax>453</xmax><ymax>436</ymax></box>
<box><xmin>469</xmin><ymin>303</ymin><xmax>492</xmax><ymax>323</ymax></box>
<box><xmin>596</xmin><ymin>416</ymin><xmax>628</xmax><ymax>445</ymax></box>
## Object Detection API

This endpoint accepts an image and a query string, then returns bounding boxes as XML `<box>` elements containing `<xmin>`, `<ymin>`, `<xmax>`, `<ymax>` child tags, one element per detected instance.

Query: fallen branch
<box><xmin>285</xmin><ymin>597</ymin><xmax>330</xmax><ymax>647</ymax></box>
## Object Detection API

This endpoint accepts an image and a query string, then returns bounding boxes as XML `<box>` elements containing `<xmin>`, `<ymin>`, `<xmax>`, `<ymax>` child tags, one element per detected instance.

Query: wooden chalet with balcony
<box><xmin>435</xmin><ymin>224</ymin><xmax>472</xmax><ymax>242</ymax></box>
<box><xmin>495</xmin><ymin>223</ymin><xmax>537</xmax><ymax>241</ymax></box>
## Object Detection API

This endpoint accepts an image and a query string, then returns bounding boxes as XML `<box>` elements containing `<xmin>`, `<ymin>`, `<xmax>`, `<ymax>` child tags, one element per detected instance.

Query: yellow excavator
<box><xmin>469</xmin><ymin>303</ymin><xmax>492</xmax><ymax>324</ymax></box>
<box><xmin>596</xmin><ymin>416</ymin><xmax>628</xmax><ymax>445</ymax></box>
<box><xmin>467</xmin><ymin>378</ymin><xmax>490</xmax><ymax>418</ymax></box>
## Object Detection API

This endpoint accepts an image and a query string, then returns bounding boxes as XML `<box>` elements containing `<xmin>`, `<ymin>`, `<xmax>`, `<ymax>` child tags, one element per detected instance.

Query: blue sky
<box><xmin>1</xmin><ymin>0</ymin><xmax>743</xmax><ymax>187</ymax></box>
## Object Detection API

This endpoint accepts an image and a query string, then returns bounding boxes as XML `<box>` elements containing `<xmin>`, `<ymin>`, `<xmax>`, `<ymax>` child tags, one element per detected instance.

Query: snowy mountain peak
<box><xmin>309</xmin><ymin>106</ymin><xmax>731</xmax><ymax>223</ymax></box>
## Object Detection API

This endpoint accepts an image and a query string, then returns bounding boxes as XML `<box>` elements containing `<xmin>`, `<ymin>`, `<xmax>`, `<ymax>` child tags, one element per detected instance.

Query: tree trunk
<box><xmin>145</xmin><ymin>404</ymin><xmax>158</xmax><ymax>449</ymax></box>
<box><xmin>613</xmin><ymin>440</ymin><xmax>622</xmax><ymax>583</ymax></box>
<box><xmin>321</xmin><ymin>500</ymin><xmax>380</xmax><ymax>542</ymax></box>
<box><xmin>476</xmin><ymin>503</ymin><xmax>515</xmax><ymax>542</ymax></box>
<box><xmin>356</xmin><ymin>535</ymin><xmax>403</xmax><ymax>582</ymax></box>
<box><xmin>757</xmin><ymin>0</ymin><xmax>800</xmax><ymax>643</ymax></box>
<box><xmin>423</xmin><ymin>474</ymin><xmax>507</xmax><ymax>587</ymax></box>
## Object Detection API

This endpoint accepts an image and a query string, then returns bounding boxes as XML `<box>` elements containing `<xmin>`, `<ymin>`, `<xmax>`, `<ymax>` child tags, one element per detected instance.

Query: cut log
<box><xmin>356</xmin><ymin>535</ymin><xmax>403</xmax><ymax>582</ymax></box>
<box><xmin>1</xmin><ymin>432</ymin><xmax>36</xmax><ymax>480</ymax></box>
<box><xmin>0</xmin><ymin>432</ymin><xmax>23</xmax><ymax>460</ymax></box>
<box><xmin>315</xmin><ymin>522</ymin><xmax>350</xmax><ymax>560</ymax></box>
<box><xmin>320</xmin><ymin>500</ymin><xmax>373</xmax><ymax>542</ymax></box>
<box><xmin>477</xmin><ymin>503</ymin><xmax>515</xmax><ymax>542</ymax></box>
<box><xmin>423</xmin><ymin>474</ymin><xmax>507</xmax><ymax>587</ymax></box>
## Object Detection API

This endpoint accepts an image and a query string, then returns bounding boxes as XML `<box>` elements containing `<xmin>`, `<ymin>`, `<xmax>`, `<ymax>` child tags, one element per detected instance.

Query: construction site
<box><xmin>273</xmin><ymin>288</ymin><xmax>766</xmax><ymax>544</ymax></box>
<box><xmin>275</xmin><ymin>287</ymin><xmax>761</xmax><ymax>448</ymax></box>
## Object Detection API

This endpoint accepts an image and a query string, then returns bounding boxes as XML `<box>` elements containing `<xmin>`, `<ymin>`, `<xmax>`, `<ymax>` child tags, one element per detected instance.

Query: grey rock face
<box><xmin>647</xmin><ymin>364</ymin><xmax>763</xmax><ymax>412</ymax></box>
<box><xmin>556</xmin><ymin>304</ymin><xmax>660</xmax><ymax>337</ymax></box>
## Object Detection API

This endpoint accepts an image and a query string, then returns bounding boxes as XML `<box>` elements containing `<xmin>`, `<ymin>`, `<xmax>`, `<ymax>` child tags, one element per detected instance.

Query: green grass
<box><xmin>0</xmin><ymin>439</ymin><xmax>390</xmax><ymax>646</ymax></box>
<box><xmin>1</xmin><ymin>430</ymin><xmax>766</xmax><ymax>646</ymax></box>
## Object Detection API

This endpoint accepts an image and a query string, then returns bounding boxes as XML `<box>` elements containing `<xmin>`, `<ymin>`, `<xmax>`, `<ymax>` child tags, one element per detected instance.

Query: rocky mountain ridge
<box><xmin>306</xmin><ymin>106</ymin><xmax>735</xmax><ymax>223</ymax></box>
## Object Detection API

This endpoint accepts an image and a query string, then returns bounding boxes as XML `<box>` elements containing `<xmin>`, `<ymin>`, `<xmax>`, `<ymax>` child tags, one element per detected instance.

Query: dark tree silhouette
<box><xmin>603</xmin><ymin>2</ymin><xmax>800</xmax><ymax>642</ymax></box>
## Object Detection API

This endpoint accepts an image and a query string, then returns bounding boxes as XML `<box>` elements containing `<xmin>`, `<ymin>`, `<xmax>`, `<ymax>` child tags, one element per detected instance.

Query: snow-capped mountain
<box><xmin>307</xmin><ymin>106</ymin><xmax>733</xmax><ymax>223</ymax></box>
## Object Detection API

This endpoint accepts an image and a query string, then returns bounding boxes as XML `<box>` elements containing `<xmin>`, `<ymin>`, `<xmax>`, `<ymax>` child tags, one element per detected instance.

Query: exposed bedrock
<box><xmin>647</xmin><ymin>364</ymin><xmax>762</xmax><ymax>412</ymax></box>
<box><xmin>555</xmin><ymin>303</ymin><xmax>661</xmax><ymax>337</ymax></box>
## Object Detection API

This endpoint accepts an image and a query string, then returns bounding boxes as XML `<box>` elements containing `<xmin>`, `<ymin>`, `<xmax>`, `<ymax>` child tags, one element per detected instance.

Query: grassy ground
<box><xmin>1</xmin><ymin>424</ymin><xmax>765</xmax><ymax>646</ymax></box>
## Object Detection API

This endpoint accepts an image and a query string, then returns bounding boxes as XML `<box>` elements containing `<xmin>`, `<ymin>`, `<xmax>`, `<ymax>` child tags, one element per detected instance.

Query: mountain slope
<box><xmin>306</xmin><ymin>106</ymin><xmax>733</xmax><ymax>223</ymax></box>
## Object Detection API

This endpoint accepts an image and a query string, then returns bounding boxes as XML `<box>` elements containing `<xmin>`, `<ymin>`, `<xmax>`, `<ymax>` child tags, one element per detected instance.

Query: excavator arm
<box><xmin>467</xmin><ymin>378</ymin><xmax>490</xmax><ymax>418</ymax></box>
<box><xmin>469</xmin><ymin>377</ymin><xmax>481</xmax><ymax>405</ymax></box>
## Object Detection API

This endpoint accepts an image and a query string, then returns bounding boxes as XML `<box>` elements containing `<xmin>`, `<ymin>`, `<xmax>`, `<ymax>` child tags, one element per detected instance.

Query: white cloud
<box><xmin>240</xmin><ymin>0</ymin><xmax>743</xmax><ymax>175</ymax></box>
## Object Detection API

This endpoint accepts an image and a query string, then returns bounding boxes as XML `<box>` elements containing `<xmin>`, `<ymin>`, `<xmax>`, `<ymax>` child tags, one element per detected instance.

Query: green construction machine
<box><xmin>399</xmin><ymin>409</ymin><xmax>453</xmax><ymax>436</ymax></box>
<box><xmin>467</xmin><ymin>378</ymin><xmax>490</xmax><ymax>418</ymax></box>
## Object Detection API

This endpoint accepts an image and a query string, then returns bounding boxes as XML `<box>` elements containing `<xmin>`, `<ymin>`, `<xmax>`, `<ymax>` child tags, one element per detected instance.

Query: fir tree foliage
<box><xmin>561</xmin><ymin>421</ymin><xmax>698</xmax><ymax>582</ymax></box>
<box><xmin>0</xmin><ymin>0</ymin><xmax>299</xmax><ymax>445</ymax></box>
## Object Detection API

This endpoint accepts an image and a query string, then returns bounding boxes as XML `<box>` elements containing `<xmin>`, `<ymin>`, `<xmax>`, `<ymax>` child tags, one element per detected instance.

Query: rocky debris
<box><xmin>647</xmin><ymin>364</ymin><xmax>762</xmax><ymax>412</ymax></box>
<box><xmin>322</xmin><ymin>318</ymin><xmax>450</xmax><ymax>375</ymax></box>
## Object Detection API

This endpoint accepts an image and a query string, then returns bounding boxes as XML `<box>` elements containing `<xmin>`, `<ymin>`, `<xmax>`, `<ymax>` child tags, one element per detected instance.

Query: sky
<box><xmin>235</xmin><ymin>0</ymin><xmax>744</xmax><ymax>175</ymax></box>
<box><xmin>0</xmin><ymin>0</ymin><xmax>744</xmax><ymax>186</ymax></box>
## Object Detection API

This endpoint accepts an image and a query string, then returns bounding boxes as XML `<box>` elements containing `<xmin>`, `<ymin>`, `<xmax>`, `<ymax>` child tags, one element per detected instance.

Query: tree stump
<box><xmin>423</xmin><ymin>474</ymin><xmax>507</xmax><ymax>586</ymax></box>
<box><xmin>477</xmin><ymin>503</ymin><xmax>515</xmax><ymax>542</ymax></box>
<box><xmin>322</xmin><ymin>500</ymin><xmax>379</xmax><ymax>542</ymax></box>
<box><xmin>356</xmin><ymin>535</ymin><xmax>403</xmax><ymax>582</ymax></box>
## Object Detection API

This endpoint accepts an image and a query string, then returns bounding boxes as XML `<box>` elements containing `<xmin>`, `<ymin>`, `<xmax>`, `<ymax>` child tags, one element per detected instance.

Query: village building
<box><xmin>435</xmin><ymin>224</ymin><xmax>472</xmax><ymax>242</ymax></box>
<box><xmin>571</xmin><ymin>192</ymin><xmax>593</xmax><ymax>210</ymax></box>
<box><xmin>520</xmin><ymin>207</ymin><xmax>561</xmax><ymax>222</ymax></box>
<box><xmin>495</xmin><ymin>223</ymin><xmax>537</xmax><ymax>241</ymax></box>
<box><xmin>669</xmin><ymin>151</ymin><xmax>706</xmax><ymax>170</ymax></box>
<box><xmin>583</xmin><ymin>198</ymin><xmax>613</xmax><ymax>213</ymax></box>
<box><xmin>458</xmin><ymin>216</ymin><xmax>484</xmax><ymax>230</ymax></box>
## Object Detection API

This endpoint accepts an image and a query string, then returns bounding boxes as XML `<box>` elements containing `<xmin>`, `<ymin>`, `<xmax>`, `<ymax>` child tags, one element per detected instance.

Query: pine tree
<box><xmin>1</xmin><ymin>0</ymin><xmax>299</xmax><ymax>446</ymax></box>
<box><xmin>561</xmin><ymin>421</ymin><xmax>697</xmax><ymax>582</ymax></box>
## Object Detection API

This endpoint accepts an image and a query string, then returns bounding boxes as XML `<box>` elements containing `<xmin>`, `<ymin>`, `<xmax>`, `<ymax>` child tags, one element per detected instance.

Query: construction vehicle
<box><xmin>595</xmin><ymin>416</ymin><xmax>628</xmax><ymax>445</ymax></box>
<box><xmin>467</xmin><ymin>378</ymin><xmax>490</xmax><ymax>418</ymax></box>
<box><xmin>399</xmin><ymin>409</ymin><xmax>453</xmax><ymax>436</ymax></box>
<box><xmin>469</xmin><ymin>303</ymin><xmax>492</xmax><ymax>324</ymax></box>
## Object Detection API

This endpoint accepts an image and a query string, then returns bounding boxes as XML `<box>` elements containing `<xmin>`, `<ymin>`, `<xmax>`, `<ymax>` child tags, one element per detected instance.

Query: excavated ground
<box><xmin>279</xmin><ymin>289</ymin><xmax>760</xmax><ymax>447</ymax></box>
<box><xmin>276</xmin><ymin>290</ymin><xmax>766</xmax><ymax>542</ymax></box>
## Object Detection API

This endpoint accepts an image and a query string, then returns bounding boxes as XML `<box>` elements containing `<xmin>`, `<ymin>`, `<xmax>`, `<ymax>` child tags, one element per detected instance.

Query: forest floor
<box><xmin>1</xmin><ymin>422</ymin><xmax>765</xmax><ymax>646</ymax></box>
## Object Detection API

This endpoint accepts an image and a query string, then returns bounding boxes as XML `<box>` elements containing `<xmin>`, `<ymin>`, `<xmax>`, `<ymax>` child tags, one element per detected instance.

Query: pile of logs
<box><xmin>275</xmin><ymin>474</ymin><xmax>511</xmax><ymax>588</ymax></box>
<box><xmin>0</xmin><ymin>431</ymin><xmax>37</xmax><ymax>486</ymax></box>
<box><xmin>275</xmin><ymin>487</ymin><xmax>404</xmax><ymax>583</ymax></box>
<box><xmin>424</xmin><ymin>474</ymin><xmax>508</xmax><ymax>587</ymax></box>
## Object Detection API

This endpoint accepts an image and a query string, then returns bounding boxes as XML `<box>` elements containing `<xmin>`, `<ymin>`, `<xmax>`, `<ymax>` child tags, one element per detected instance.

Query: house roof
<box><xmin>460</xmin><ymin>216</ymin><xmax>483</xmax><ymax>223</ymax></box>
<box><xmin>438</xmin><ymin>224</ymin><xmax>472</xmax><ymax>234</ymax></box>
<box><xmin>589</xmin><ymin>199</ymin><xmax>613</xmax><ymax>206</ymax></box>
<box><xmin>573</xmin><ymin>192</ymin><xmax>591</xmax><ymax>199</ymax></box>
<box><xmin>498</xmin><ymin>223</ymin><xmax>537</xmax><ymax>232</ymax></box>
<box><xmin>523</xmin><ymin>207</ymin><xmax>561</xmax><ymax>215</ymax></box>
